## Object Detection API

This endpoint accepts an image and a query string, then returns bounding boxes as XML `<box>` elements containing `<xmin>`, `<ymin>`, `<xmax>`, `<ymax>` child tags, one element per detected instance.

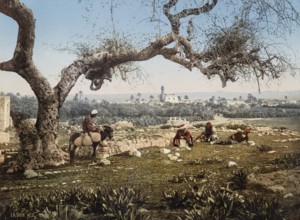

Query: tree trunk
<box><xmin>10</xmin><ymin>98</ymin><xmax>69</xmax><ymax>171</ymax></box>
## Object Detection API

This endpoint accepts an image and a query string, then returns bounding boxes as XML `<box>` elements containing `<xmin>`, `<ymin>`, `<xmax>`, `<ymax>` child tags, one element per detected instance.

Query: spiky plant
<box><xmin>101</xmin><ymin>187</ymin><xmax>148</xmax><ymax>220</ymax></box>
<box><xmin>38</xmin><ymin>205</ymin><xmax>85</xmax><ymax>220</ymax></box>
<box><xmin>281</xmin><ymin>153</ymin><xmax>300</xmax><ymax>169</ymax></box>
<box><xmin>162</xmin><ymin>190</ymin><xmax>188</xmax><ymax>209</ymax></box>
<box><xmin>230</xmin><ymin>169</ymin><xmax>248</xmax><ymax>190</ymax></box>
<box><xmin>178</xmin><ymin>185</ymin><xmax>245</xmax><ymax>220</ymax></box>
<box><xmin>240</xmin><ymin>194</ymin><xmax>284</xmax><ymax>220</ymax></box>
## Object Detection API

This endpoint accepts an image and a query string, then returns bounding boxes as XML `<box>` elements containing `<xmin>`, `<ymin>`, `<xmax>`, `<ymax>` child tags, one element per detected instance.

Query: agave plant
<box><xmin>38</xmin><ymin>205</ymin><xmax>85</xmax><ymax>220</ymax></box>
<box><xmin>239</xmin><ymin>194</ymin><xmax>284</xmax><ymax>220</ymax></box>
<box><xmin>281</xmin><ymin>153</ymin><xmax>300</xmax><ymax>169</ymax></box>
<box><xmin>162</xmin><ymin>190</ymin><xmax>189</xmax><ymax>209</ymax></box>
<box><xmin>101</xmin><ymin>187</ymin><xmax>149</xmax><ymax>220</ymax></box>
<box><xmin>76</xmin><ymin>188</ymin><xmax>104</xmax><ymax>215</ymax></box>
<box><xmin>169</xmin><ymin>172</ymin><xmax>196</xmax><ymax>184</ymax></box>
<box><xmin>230</xmin><ymin>169</ymin><xmax>248</xmax><ymax>190</ymax></box>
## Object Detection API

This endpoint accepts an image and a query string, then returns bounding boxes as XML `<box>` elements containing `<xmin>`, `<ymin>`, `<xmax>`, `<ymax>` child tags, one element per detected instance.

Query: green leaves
<box><xmin>1</xmin><ymin>186</ymin><xmax>149</xmax><ymax>220</ymax></box>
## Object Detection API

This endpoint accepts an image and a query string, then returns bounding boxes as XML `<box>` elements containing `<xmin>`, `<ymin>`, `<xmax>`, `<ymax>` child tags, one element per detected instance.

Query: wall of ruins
<box><xmin>0</xmin><ymin>96</ymin><xmax>10</xmax><ymax>143</ymax></box>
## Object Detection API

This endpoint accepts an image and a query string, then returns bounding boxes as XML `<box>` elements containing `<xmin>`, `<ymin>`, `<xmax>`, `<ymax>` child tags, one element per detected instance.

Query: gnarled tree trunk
<box><xmin>9</xmin><ymin>79</ymin><xmax>69</xmax><ymax>171</ymax></box>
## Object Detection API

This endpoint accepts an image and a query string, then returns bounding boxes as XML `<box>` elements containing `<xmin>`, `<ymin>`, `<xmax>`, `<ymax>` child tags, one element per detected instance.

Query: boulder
<box><xmin>24</xmin><ymin>170</ymin><xmax>39</xmax><ymax>179</ymax></box>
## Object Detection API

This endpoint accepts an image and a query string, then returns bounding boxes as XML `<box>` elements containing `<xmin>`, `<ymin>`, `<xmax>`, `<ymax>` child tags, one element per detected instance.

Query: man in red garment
<box><xmin>173</xmin><ymin>124</ymin><xmax>193</xmax><ymax>147</ymax></box>
<box><xmin>82</xmin><ymin>109</ymin><xmax>99</xmax><ymax>133</ymax></box>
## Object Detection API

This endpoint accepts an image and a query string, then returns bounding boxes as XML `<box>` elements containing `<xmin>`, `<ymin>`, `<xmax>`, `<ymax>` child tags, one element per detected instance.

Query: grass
<box><xmin>0</xmin><ymin>128</ymin><xmax>300</xmax><ymax>219</ymax></box>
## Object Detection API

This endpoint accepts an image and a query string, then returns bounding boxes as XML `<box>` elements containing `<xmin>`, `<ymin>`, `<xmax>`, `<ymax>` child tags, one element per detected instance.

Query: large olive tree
<box><xmin>0</xmin><ymin>0</ymin><xmax>299</xmax><ymax>170</ymax></box>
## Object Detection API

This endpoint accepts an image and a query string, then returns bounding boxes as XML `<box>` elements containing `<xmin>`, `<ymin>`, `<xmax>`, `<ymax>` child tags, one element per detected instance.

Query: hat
<box><xmin>91</xmin><ymin>109</ymin><xmax>98</xmax><ymax>115</ymax></box>
<box><xmin>179</xmin><ymin>124</ymin><xmax>187</xmax><ymax>129</ymax></box>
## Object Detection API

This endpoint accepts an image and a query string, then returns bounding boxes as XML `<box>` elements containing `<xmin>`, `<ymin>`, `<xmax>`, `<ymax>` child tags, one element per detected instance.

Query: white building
<box><xmin>227</xmin><ymin>100</ymin><xmax>250</xmax><ymax>108</ymax></box>
<box><xmin>163</xmin><ymin>94</ymin><xmax>179</xmax><ymax>104</ymax></box>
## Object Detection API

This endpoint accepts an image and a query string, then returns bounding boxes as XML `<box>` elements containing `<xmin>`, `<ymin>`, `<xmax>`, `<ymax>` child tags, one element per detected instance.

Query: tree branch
<box><xmin>0</xmin><ymin>0</ymin><xmax>35</xmax><ymax>71</ymax></box>
<box><xmin>163</xmin><ymin>0</ymin><xmax>218</xmax><ymax>34</ymax></box>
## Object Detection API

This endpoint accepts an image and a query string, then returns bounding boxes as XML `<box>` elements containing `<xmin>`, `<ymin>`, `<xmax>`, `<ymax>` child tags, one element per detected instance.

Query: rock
<box><xmin>161</xmin><ymin>148</ymin><xmax>171</xmax><ymax>154</ymax></box>
<box><xmin>128</xmin><ymin>148</ymin><xmax>141</xmax><ymax>157</ymax></box>
<box><xmin>99</xmin><ymin>158</ymin><xmax>111</xmax><ymax>166</ymax></box>
<box><xmin>174</xmin><ymin>147</ymin><xmax>181</xmax><ymax>152</ymax></box>
<box><xmin>175</xmin><ymin>152</ymin><xmax>180</xmax><ymax>157</ymax></box>
<box><xmin>247</xmin><ymin>141</ymin><xmax>255</xmax><ymax>146</ymax></box>
<box><xmin>24</xmin><ymin>170</ymin><xmax>39</xmax><ymax>179</ymax></box>
<box><xmin>1</xmin><ymin>187</ymin><xmax>9</xmax><ymax>192</ymax></box>
<box><xmin>283</xmin><ymin>193</ymin><xmax>293</xmax><ymax>199</ymax></box>
<box><xmin>228</xmin><ymin>161</ymin><xmax>237</xmax><ymax>167</ymax></box>
<box><xmin>6</xmin><ymin>168</ymin><xmax>14</xmax><ymax>173</ymax></box>
<box><xmin>169</xmin><ymin>155</ymin><xmax>178</xmax><ymax>161</ymax></box>
<box><xmin>134</xmin><ymin>150</ymin><xmax>142</xmax><ymax>157</ymax></box>
<box><xmin>267</xmin><ymin>150</ymin><xmax>276</xmax><ymax>154</ymax></box>
<box><xmin>269</xmin><ymin>185</ymin><xmax>285</xmax><ymax>193</ymax></box>
<box><xmin>185</xmin><ymin>146</ymin><xmax>192</xmax><ymax>151</ymax></box>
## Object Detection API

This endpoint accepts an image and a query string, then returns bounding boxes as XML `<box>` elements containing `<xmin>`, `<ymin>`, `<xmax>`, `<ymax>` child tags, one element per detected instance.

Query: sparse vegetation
<box><xmin>273</xmin><ymin>153</ymin><xmax>300</xmax><ymax>169</ymax></box>
<box><xmin>0</xmin><ymin>187</ymin><xmax>149</xmax><ymax>220</ymax></box>
<box><xmin>230</xmin><ymin>169</ymin><xmax>248</xmax><ymax>190</ymax></box>
<box><xmin>0</xmin><ymin>123</ymin><xmax>299</xmax><ymax>219</ymax></box>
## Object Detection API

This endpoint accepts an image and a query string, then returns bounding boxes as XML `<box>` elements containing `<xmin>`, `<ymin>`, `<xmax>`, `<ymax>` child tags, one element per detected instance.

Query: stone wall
<box><xmin>0</xmin><ymin>96</ymin><xmax>10</xmax><ymax>143</ymax></box>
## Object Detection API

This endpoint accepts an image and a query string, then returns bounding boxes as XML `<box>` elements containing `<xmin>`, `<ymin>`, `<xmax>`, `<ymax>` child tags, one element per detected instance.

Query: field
<box><xmin>0</xmin><ymin>123</ymin><xmax>300</xmax><ymax>219</ymax></box>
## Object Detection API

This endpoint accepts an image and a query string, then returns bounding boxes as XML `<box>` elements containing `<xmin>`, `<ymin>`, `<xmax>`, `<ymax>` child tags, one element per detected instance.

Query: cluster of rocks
<box><xmin>1</xmin><ymin>168</ymin><xmax>85</xmax><ymax>192</ymax></box>
<box><xmin>0</xmin><ymin>147</ymin><xmax>18</xmax><ymax>166</ymax></box>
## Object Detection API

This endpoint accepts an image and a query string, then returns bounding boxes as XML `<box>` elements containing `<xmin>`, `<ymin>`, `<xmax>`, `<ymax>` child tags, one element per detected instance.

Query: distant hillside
<box><xmin>67</xmin><ymin>90</ymin><xmax>300</xmax><ymax>102</ymax></box>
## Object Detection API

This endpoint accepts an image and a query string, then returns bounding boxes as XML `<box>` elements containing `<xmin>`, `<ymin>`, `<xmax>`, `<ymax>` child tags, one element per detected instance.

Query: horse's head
<box><xmin>101</xmin><ymin>125</ymin><xmax>114</xmax><ymax>141</ymax></box>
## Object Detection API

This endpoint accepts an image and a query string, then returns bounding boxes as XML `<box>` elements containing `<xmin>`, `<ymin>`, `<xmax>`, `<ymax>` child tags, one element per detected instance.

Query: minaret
<box><xmin>160</xmin><ymin>86</ymin><xmax>165</xmax><ymax>102</ymax></box>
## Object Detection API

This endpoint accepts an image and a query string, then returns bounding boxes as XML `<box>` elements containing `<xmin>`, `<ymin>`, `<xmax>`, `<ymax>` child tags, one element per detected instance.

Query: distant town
<box><xmin>119</xmin><ymin>86</ymin><xmax>300</xmax><ymax>108</ymax></box>
<box><xmin>1</xmin><ymin>87</ymin><xmax>300</xmax><ymax>128</ymax></box>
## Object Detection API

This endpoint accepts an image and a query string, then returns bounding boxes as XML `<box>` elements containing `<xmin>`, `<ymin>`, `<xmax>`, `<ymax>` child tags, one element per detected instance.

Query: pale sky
<box><xmin>0</xmin><ymin>0</ymin><xmax>300</xmax><ymax>96</ymax></box>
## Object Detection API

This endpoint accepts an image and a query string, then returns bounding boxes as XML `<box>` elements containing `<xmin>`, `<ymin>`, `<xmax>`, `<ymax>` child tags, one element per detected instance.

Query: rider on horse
<box><xmin>83</xmin><ymin>109</ymin><xmax>99</xmax><ymax>134</ymax></box>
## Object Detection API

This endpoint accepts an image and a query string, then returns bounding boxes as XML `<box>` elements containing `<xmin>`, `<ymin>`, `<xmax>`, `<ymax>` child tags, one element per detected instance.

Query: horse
<box><xmin>69</xmin><ymin>125</ymin><xmax>114</xmax><ymax>164</ymax></box>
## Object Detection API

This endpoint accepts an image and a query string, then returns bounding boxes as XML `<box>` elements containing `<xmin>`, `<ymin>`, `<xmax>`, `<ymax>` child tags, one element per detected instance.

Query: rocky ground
<box><xmin>0</xmin><ymin>119</ymin><xmax>300</xmax><ymax>219</ymax></box>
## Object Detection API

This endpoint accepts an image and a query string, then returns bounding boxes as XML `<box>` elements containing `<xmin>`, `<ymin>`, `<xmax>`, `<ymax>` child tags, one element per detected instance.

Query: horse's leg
<box><xmin>69</xmin><ymin>137</ymin><xmax>75</xmax><ymax>164</ymax></box>
<box><xmin>92</xmin><ymin>143</ymin><xmax>98</xmax><ymax>162</ymax></box>
<box><xmin>70</xmin><ymin>134</ymin><xmax>82</xmax><ymax>165</ymax></box>
<box><xmin>70</xmin><ymin>145</ymin><xmax>78</xmax><ymax>165</ymax></box>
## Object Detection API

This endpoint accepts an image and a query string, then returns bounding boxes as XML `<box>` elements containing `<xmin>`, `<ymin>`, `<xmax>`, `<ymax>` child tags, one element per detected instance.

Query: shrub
<box><xmin>230</xmin><ymin>169</ymin><xmax>248</xmax><ymax>190</ymax></box>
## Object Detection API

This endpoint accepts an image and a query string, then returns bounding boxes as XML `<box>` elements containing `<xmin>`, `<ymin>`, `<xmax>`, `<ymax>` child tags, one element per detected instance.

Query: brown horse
<box><xmin>69</xmin><ymin>125</ymin><xmax>114</xmax><ymax>164</ymax></box>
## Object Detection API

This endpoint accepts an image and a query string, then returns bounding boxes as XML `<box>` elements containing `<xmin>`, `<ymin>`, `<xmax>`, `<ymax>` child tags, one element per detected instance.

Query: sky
<box><xmin>0</xmin><ymin>0</ymin><xmax>300</xmax><ymax>96</ymax></box>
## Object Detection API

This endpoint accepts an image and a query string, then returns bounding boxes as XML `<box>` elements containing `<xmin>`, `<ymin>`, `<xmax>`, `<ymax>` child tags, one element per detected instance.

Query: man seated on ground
<box><xmin>195</xmin><ymin>121</ymin><xmax>219</xmax><ymax>142</ymax></box>
<box><xmin>82</xmin><ymin>109</ymin><xmax>100</xmax><ymax>134</ymax></box>
<box><xmin>173</xmin><ymin>124</ymin><xmax>193</xmax><ymax>147</ymax></box>
<box><xmin>210</xmin><ymin>127</ymin><xmax>251</xmax><ymax>145</ymax></box>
